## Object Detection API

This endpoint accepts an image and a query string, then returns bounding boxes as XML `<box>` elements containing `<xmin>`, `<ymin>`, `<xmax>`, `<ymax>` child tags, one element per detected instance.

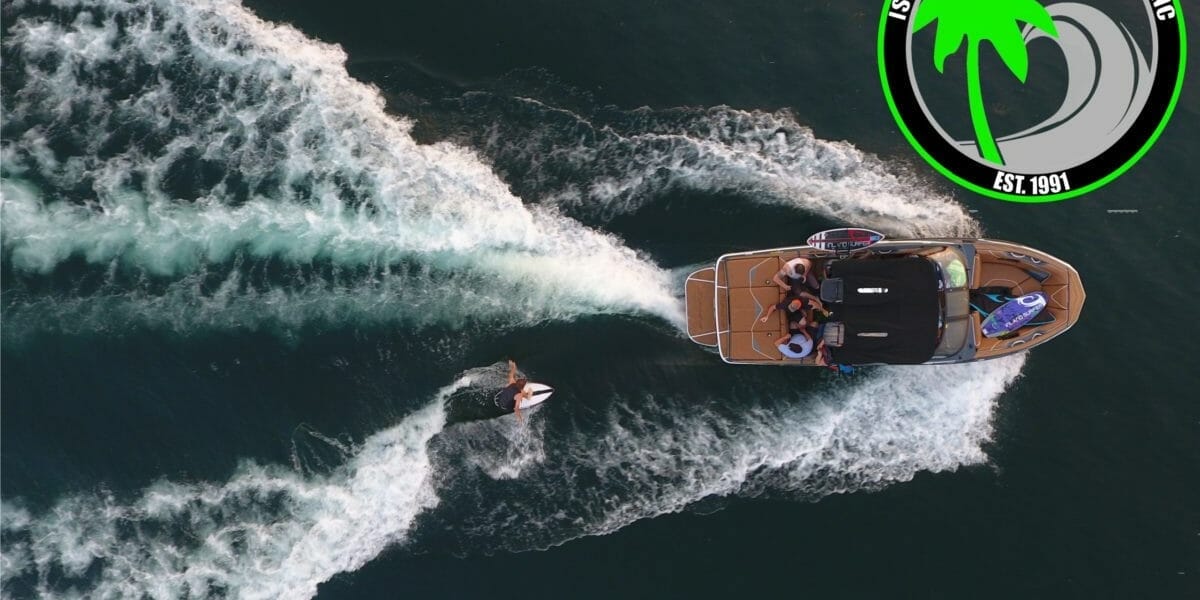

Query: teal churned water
<box><xmin>2</xmin><ymin>0</ymin><xmax>1197</xmax><ymax>598</ymax></box>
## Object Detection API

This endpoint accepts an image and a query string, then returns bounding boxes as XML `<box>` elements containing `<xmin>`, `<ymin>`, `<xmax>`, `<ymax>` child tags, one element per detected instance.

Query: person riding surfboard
<box><xmin>495</xmin><ymin>359</ymin><xmax>534</xmax><ymax>422</ymax></box>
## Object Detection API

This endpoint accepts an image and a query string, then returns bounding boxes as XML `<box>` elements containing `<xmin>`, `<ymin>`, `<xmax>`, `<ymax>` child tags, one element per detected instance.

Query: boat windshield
<box><xmin>928</xmin><ymin>247</ymin><xmax>969</xmax><ymax>290</ymax></box>
<box><xmin>927</xmin><ymin>247</ymin><xmax>971</xmax><ymax>358</ymax></box>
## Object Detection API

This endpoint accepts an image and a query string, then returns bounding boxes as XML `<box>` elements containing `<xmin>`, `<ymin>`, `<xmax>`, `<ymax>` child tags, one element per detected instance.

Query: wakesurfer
<box><xmin>495</xmin><ymin>359</ymin><xmax>533</xmax><ymax>422</ymax></box>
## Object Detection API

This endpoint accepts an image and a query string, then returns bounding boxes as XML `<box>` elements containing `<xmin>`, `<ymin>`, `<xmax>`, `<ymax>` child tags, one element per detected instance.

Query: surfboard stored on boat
<box><xmin>806</xmin><ymin>228</ymin><xmax>885</xmax><ymax>254</ymax></box>
<box><xmin>981</xmin><ymin>292</ymin><xmax>1049</xmax><ymax>338</ymax></box>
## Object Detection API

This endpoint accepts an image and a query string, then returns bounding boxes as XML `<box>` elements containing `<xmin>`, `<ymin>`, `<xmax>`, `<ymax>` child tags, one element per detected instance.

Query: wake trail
<box><xmin>0</xmin><ymin>0</ymin><xmax>682</xmax><ymax>337</ymax></box>
<box><xmin>448</xmin><ymin>94</ymin><xmax>977</xmax><ymax>237</ymax></box>
<box><xmin>1</xmin><ymin>357</ymin><xmax>1027</xmax><ymax>597</ymax></box>
<box><xmin>0</xmin><ymin>372</ymin><xmax>480</xmax><ymax>599</ymax></box>
<box><xmin>1</xmin><ymin>0</ymin><xmax>1029</xmax><ymax>595</ymax></box>
<box><xmin>428</xmin><ymin>356</ymin><xmax>1024</xmax><ymax>553</ymax></box>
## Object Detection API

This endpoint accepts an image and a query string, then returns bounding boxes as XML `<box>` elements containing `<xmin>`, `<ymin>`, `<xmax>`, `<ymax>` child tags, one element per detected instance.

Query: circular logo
<box><xmin>879</xmin><ymin>0</ymin><xmax>1186</xmax><ymax>202</ymax></box>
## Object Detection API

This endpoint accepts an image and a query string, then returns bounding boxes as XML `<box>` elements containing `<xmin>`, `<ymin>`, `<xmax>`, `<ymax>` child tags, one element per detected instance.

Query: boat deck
<box><xmin>685</xmin><ymin>239</ymin><xmax>1085</xmax><ymax>365</ymax></box>
<box><xmin>686</xmin><ymin>251</ymin><xmax>829</xmax><ymax>365</ymax></box>
<box><xmin>970</xmin><ymin>239</ymin><xmax>1086</xmax><ymax>359</ymax></box>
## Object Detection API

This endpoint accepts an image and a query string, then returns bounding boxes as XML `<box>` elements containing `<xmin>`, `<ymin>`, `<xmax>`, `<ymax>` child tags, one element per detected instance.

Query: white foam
<box><xmin>1</xmin><ymin>0</ymin><xmax>682</xmax><ymax>331</ymax></box>
<box><xmin>0</xmin><ymin>229</ymin><xmax>680</xmax><ymax>340</ymax></box>
<box><xmin>0</xmin><ymin>376</ymin><xmax>467</xmax><ymax>599</ymax></box>
<box><xmin>439</xmin><ymin>356</ymin><xmax>1024</xmax><ymax>552</ymax></box>
<box><xmin>470</xmin><ymin>99</ymin><xmax>977</xmax><ymax>237</ymax></box>
<box><xmin>2</xmin><ymin>0</ymin><xmax>1027</xmax><ymax>590</ymax></box>
<box><xmin>453</xmin><ymin>414</ymin><xmax>550</xmax><ymax>481</ymax></box>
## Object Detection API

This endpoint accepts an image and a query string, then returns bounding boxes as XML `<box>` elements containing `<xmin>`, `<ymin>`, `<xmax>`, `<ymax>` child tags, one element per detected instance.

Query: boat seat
<box><xmin>723</xmin><ymin>256</ymin><xmax>781</xmax><ymax>289</ymax></box>
<box><xmin>1042</xmin><ymin>283</ymin><xmax>1069</xmax><ymax>311</ymax></box>
<box><xmin>823</xmin><ymin>322</ymin><xmax>845</xmax><ymax>347</ymax></box>
<box><xmin>686</xmin><ymin>268</ymin><xmax>718</xmax><ymax>346</ymax></box>
<box><xmin>977</xmin><ymin>262</ymin><xmax>1039</xmax><ymax>296</ymax></box>
<box><xmin>727</xmin><ymin>331</ymin><xmax>784</xmax><ymax>361</ymax></box>
<box><xmin>728</xmin><ymin>287</ymin><xmax>784</xmax><ymax>331</ymax></box>
<box><xmin>820</xmin><ymin>278</ymin><xmax>843</xmax><ymax>303</ymax></box>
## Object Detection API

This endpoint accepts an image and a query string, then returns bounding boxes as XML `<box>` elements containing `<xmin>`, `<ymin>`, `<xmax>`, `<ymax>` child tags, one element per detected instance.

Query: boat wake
<box><xmin>0</xmin><ymin>375</ymin><xmax>458</xmax><ymax>599</ymax></box>
<box><xmin>0</xmin><ymin>0</ymin><xmax>979</xmax><ymax>341</ymax></box>
<box><xmin>0</xmin><ymin>0</ymin><xmax>681</xmax><ymax>340</ymax></box>
<box><xmin>427</xmin><ymin>357</ymin><xmax>1023</xmax><ymax>553</ymax></box>
<box><xmin>2</xmin><ymin>1</ymin><xmax>1025</xmax><ymax>598</ymax></box>
<box><xmin>1</xmin><ymin>358</ymin><xmax>1025</xmax><ymax>597</ymax></box>
<box><xmin>444</xmin><ymin>93</ymin><xmax>977</xmax><ymax>237</ymax></box>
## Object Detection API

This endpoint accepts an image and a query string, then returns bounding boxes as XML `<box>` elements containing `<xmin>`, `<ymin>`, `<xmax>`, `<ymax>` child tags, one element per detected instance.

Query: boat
<box><xmin>684</xmin><ymin>228</ymin><xmax>1085</xmax><ymax>366</ymax></box>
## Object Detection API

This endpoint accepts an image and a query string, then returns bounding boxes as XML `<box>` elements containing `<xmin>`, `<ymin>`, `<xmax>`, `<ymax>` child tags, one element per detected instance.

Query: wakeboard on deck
<box><xmin>980</xmin><ymin>292</ymin><xmax>1048</xmax><ymax>338</ymax></box>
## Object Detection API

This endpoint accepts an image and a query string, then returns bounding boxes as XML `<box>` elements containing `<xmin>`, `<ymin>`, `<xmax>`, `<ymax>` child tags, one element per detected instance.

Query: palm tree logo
<box><xmin>912</xmin><ymin>0</ymin><xmax>1058</xmax><ymax>165</ymax></box>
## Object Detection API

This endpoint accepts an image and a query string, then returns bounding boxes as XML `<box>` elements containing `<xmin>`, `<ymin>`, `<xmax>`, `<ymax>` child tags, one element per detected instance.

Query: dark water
<box><xmin>1</xmin><ymin>0</ymin><xmax>1197</xmax><ymax>597</ymax></box>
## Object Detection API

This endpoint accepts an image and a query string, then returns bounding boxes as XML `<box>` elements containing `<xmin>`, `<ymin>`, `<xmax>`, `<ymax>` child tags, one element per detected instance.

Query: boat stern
<box><xmin>685</xmin><ymin>267</ymin><xmax>719</xmax><ymax>347</ymax></box>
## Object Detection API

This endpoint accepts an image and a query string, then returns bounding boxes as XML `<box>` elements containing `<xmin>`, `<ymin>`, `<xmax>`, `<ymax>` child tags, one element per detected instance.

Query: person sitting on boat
<box><xmin>774</xmin><ymin>330</ymin><xmax>814</xmax><ymax>359</ymax></box>
<box><xmin>772</xmin><ymin>257</ymin><xmax>819</xmax><ymax>294</ymax></box>
<box><xmin>812</xmin><ymin>340</ymin><xmax>852</xmax><ymax>373</ymax></box>
<box><xmin>761</xmin><ymin>293</ymin><xmax>806</xmax><ymax>330</ymax></box>
<box><xmin>495</xmin><ymin>359</ymin><xmax>533</xmax><ymax>422</ymax></box>
<box><xmin>801</xmin><ymin>292</ymin><xmax>831</xmax><ymax>322</ymax></box>
<box><xmin>814</xmin><ymin>340</ymin><xmax>829</xmax><ymax>367</ymax></box>
<box><xmin>761</xmin><ymin>291</ymin><xmax>828</xmax><ymax>331</ymax></box>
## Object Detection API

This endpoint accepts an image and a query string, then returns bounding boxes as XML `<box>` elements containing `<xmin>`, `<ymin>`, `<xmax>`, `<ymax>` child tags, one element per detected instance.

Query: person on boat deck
<box><xmin>760</xmin><ymin>290</ymin><xmax>829</xmax><ymax>332</ymax></box>
<box><xmin>496</xmin><ymin>359</ymin><xmax>533</xmax><ymax>422</ymax></box>
<box><xmin>761</xmin><ymin>294</ymin><xmax>807</xmax><ymax>332</ymax></box>
<box><xmin>775</xmin><ymin>330</ymin><xmax>814</xmax><ymax>359</ymax></box>
<box><xmin>814</xmin><ymin>340</ymin><xmax>831</xmax><ymax>367</ymax></box>
<box><xmin>772</xmin><ymin>257</ymin><xmax>819</xmax><ymax>294</ymax></box>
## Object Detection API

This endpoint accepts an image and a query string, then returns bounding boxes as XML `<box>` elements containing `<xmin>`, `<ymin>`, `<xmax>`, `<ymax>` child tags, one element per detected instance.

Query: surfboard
<box><xmin>518</xmin><ymin>382</ymin><xmax>554</xmax><ymax>409</ymax></box>
<box><xmin>980</xmin><ymin>291</ymin><xmax>1048</xmax><ymax>338</ymax></box>
<box><xmin>806</xmin><ymin>228</ymin><xmax>885</xmax><ymax>253</ymax></box>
